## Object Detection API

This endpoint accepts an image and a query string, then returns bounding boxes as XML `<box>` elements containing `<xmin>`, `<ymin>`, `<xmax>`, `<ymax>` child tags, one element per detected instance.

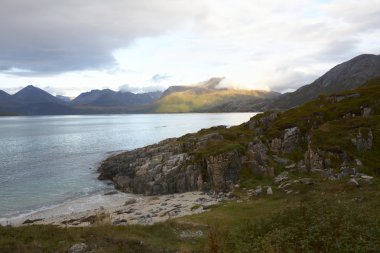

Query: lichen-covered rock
<box><xmin>269</xmin><ymin>138</ymin><xmax>282</xmax><ymax>154</ymax></box>
<box><xmin>274</xmin><ymin>171</ymin><xmax>289</xmax><ymax>184</ymax></box>
<box><xmin>282</xmin><ymin>127</ymin><xmax>301</xmax><ymax>153</ymax></box>
<box><xmin>98</xmin><ymin>134</ymin><xmax>241</xmax><ymax>195</ymax></box>
<box><xmin>243</xmin><ymin>141</ymin><xmax>274</xmax><ymax>176</ymax></box>
<box><xmin>269</xmin><ymin>126</ymin><xmax>301</xmax><ymax>154</ymax></box>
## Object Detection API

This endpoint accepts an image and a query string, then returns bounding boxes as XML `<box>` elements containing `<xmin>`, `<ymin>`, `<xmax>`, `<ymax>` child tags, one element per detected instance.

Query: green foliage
<box><xmin>222</xmin><ymin>198</ymin><xmax>380</xmax><ymax>253</ymax></box>
<box><xmin>264</xmin><ymin>77</ymin><xmax>380</xmax><ymax>140</ymax></box>
<box><xmin>0</xmin><ymin>221</ymin><xmax>204</xmax><ymax>253</ymax></box>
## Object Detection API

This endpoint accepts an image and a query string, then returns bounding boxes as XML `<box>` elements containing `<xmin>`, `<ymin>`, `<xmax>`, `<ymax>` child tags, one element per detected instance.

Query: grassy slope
<box><xmin>154</xmin><ymin>89</ymin><xmax>271</xmax><ymax>113</ymax></box>
<box><xmin>1</xmin><ymin>78</ymin><xmax>380</xmax><ymax>252</ymax></box>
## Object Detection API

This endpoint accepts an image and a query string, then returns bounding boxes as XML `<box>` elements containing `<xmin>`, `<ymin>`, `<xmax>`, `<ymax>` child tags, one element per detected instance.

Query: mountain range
<box><xmin>154</xmin><ymin>77</ymin><xmax>280</xmax><ymax>112</ymax></box>
<box><xmin>0</xmin><ymin>54</ymin><xmax>379</xmax><ymax>115</ymax></box>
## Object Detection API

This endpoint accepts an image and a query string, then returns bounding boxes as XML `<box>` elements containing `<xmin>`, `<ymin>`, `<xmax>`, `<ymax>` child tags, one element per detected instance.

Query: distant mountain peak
<box><xmin>13</xmin><ymin>85</ymin><xmax>62</xmax><ymax>105</ymax></box>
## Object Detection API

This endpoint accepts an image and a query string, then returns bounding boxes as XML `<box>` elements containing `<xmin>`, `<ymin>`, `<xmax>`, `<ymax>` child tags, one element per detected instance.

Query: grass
<box><xmin>0</xmin><ymin>221</ymin><xmax>205</xmax><ymax>253</ymax></box>
<box><xmin>0</xmin><ymin>180</ymin><xmax>379</xmax><ymax>252</ymax></box>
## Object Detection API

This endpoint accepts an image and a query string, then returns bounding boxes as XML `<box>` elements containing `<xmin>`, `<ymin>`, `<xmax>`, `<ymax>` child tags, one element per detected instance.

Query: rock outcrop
<box><xmin>98</xmin><ymin>133</ymin><xmax>242</xmax><ymax>195</ymax></box>
<box><xmin>99</xmin><ymin>77</ymin><xmax>380</xmax><ymax>196</ymax></box>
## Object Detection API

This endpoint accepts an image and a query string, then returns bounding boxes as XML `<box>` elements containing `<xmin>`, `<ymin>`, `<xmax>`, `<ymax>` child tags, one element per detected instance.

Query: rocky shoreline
<box><xmin>2</xmin><ymin>191</ymin><xmax>229</xmax><ymax>227</ymax></box>
<box><xmin>98</xmin><ymin>81</ymin><xmax>379</xmax><ymax>199</ymax></box>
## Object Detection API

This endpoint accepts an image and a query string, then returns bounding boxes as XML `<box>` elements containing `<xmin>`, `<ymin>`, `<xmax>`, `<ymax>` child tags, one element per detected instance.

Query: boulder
<box><xmin>124</xmin><ymin>198</ymin><xmax>137</xmax><ymax>205</ymax></box>
<box><xmin>68</xmin><ymin>243</ymin><xmax>88</xmax><ymax>253</ymax></box>
<box><xmin>299</xmin><ymin>178</ymin><xmax>314</xmax><ymax>185</ymax></box>
<box><xmin>266</xmin><ymin>186</ymin><xmax>273</xmax><ymax>195</ymax></box>
<box><xmin>347</xmin><ymin>178</ymin><xmax>359</xmax><ymax>187</ymax></box>
<box><xmin>274</xmin><ymin>171</ymin><xmax>289</xmax><ymax>184</ymax></box>
<box><xmin>361</xmin><ymin>106</ymin><xmax>373</xmax><ymax>117</ymax></box>
<box><xmin>351</xmin><ymin>128</ymin><xmax>373</xmax><ymax>151</ymax></box>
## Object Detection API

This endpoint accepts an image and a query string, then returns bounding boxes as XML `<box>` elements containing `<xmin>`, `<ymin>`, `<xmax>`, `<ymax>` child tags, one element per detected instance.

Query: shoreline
<box><xmin>1</xmin><ymin>190</ymin><xmax>226</xmax><ymax>227</ymax></box>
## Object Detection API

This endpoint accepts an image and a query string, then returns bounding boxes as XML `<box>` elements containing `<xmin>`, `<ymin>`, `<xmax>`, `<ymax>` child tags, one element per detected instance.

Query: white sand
<box><xmin>1</xmin><ymin>190</ymin><xmax>223</xmax><ymax>227</ymax></box>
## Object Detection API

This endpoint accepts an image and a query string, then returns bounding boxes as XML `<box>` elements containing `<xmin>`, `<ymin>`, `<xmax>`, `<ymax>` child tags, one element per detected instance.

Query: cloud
<box><xmin>0</xmin><ymin>0</ymin><xmax>379</xmax><ymax>95</ymax></box>
<box><xmin>0</xmin><ymin>0</ymin><xmax>208</xmax><ymax>75</ymax></box>
<box><xmin>119</xmin><ymin>83</ymin><xmax>163</xmax><ymax>93</ymax></box>
<box><xmin>151</xmin><ymin>74</ymin><xmax>170</xmax><ymax>83</ymax></box>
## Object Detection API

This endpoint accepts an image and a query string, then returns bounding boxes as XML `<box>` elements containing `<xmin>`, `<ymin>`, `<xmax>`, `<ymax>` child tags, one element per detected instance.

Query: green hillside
<box><xmin>155</xmin><ymin>88</ymin><xmax>277</xmax><ymax>113</ymax></box>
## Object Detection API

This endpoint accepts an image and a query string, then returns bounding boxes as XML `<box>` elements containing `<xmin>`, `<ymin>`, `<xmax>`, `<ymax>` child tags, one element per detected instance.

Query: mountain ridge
<box><xmin>264</xmin><ymin>53</ymin><xmax>380</xmax><ymax>110</ymax></box>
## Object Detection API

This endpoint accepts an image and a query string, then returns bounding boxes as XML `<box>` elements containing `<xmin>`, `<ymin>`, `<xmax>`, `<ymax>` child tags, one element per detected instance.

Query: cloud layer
<box><xmin>0</xmin><ymin>0</ymin><xmax>379</xmax><ymax>95</ymax></box>
<box><xmin>0</xmin><ymin>0</ymin><xmax>206</xmax><ymax>74</ymax></box>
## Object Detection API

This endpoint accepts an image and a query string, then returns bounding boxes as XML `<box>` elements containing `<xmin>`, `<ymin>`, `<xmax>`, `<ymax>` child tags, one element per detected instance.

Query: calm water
<box><xmin>0</xmin><ymin>113</ymin><xmax>256</xmax><ymax>218</ymax></box>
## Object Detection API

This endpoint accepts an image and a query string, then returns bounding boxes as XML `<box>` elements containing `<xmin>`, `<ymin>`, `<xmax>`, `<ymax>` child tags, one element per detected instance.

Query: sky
<box><xmin>0</xmin><ymin>0</ymin><xmax>379</xmax><ymax>97</ymax></box>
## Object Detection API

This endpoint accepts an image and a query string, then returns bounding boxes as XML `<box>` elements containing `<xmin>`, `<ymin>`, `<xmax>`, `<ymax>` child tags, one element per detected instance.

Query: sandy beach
<box><xmin>1</xmin><ymin>190</ymin><xmax>225</xmax><ymax>227</ymax></box>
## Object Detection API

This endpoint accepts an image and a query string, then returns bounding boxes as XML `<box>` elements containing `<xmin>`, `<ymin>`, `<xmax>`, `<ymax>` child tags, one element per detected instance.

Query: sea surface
<box><xmin>0</xmin><ymin>113</ymin><xmax>257</xmax><ymax>219</ymax></box>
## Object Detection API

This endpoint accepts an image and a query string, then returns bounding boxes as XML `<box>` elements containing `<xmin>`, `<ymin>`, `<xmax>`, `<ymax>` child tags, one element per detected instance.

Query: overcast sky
<box><xmin>0</xmin><ymin>0</ymin><xmax>379</xmax><ymax>96</ymax></box>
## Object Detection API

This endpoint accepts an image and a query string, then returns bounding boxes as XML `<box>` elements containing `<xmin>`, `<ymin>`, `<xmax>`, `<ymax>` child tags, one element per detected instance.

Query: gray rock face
<box><xmin>98</xmin><ymin>135</ymin><xmax>241</xmax><ymax>195</ymax></box>
<box><xmin>206</xmin><ymin>151</ymin><xmax>241</xmax><ymax>192</ymax></box>
<box><xmin>282</xmin><ymin>127</ymin><xmax>301</xmax><ymax>153</ymax></box>
<box><xmin>269</xmin><ymin>126</ymin><xmax>301</xmax><ymax>154</ymax></box>
<box><xmin>304</xmin><ymin>147</ymin><xmax>325</xmax><ymax>171</ymax></box>
<box><xmin>243</xmin><ymin>141</ymin><xmax>274</xmax><ymax>176</ymax></box>
<box><xmin>248</xmin><ymin>112</ymin><xmax>279</xmax><ymax>129</ymax></box>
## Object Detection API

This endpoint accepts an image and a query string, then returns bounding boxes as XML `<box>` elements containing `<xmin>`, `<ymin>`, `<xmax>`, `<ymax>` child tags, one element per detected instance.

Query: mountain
<box><xmin>154</xmin><ymin>77</ymin><xmax>280</xmax><ymax>112</ymax></box>
<box><xmin>0</xmin><ymin>90</ymin><xmax>16</xmax><ymax>115</ymax></box>
<box><xmin>1</xmin><ymin>85</ymin><xmax>81</xmax><ymax>115</ymax></box>
<box><xmin>266</xmin><ymin>54</ymin><xmax>380</xmax><ymax>110</ymax></box>
<box><xmin>71</xmin><ymin>89</ymin><xmax>162</xmax><ymax>107</ymax></box>
<box><xmin>13</xmin><ymin>85</ymin><xmax>64</xmax><ymax>105</ymax></box>
<box><xmin>0</xmin><ymin>90</ymin><xmax>14</xmax><ymax>105</ymax></box>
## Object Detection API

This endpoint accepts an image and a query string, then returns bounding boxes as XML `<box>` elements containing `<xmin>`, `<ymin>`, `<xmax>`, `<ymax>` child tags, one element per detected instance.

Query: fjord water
<box><xmin>0</xmin><ymin>113</ymin><xmax>256</xmax><ymax>219</ymax></box>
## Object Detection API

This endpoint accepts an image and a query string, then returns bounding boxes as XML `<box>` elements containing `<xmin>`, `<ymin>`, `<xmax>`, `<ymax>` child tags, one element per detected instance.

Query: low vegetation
<box><xmin>1</xmin><ymin>179</ymin><xmax>379</xmax><ymax>252</ymax></box>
